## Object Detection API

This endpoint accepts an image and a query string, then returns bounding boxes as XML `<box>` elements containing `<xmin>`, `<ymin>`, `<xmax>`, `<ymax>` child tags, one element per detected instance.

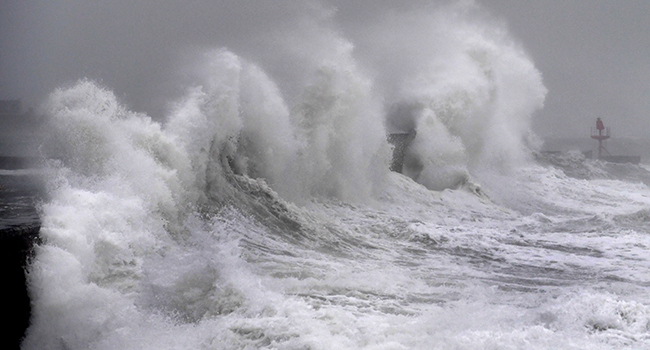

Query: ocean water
<box><xmin>0</xmin><ymin>168</ymin><xmax>43</xmax><ymax>231</ymax></box>
<box><xmin>20</xmin><ymin>4</ymin><xmax>650</xmax><ymax>350</ymax></box>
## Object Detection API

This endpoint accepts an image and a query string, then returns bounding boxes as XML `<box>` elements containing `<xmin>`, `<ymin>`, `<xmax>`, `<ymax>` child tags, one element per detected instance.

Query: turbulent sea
<box><xmin>15</xmin><ymin>5</ymin><xmax>650</xmax><ymax>349</ymax></box>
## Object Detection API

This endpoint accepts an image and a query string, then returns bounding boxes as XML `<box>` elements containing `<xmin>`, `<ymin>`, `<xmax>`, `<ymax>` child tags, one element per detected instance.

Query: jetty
<box><xmin>590</xmin><ymin>118</ymin><xmax>640</xmax><ymax>164</ymax></box>
<box><xmin>387</xmin><ymin>130</ymin><xmax>416</xmax><ymax>173</ymax></box>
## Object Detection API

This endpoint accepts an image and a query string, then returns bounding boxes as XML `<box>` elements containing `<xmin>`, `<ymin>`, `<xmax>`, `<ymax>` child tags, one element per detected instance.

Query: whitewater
<box><xmin>21</xmin><ymin>4</ymin><xmax>650</xmax><ymax>349</ymax></box>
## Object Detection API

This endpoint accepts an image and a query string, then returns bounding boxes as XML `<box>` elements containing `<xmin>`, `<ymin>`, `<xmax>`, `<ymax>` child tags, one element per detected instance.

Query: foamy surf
<box><xmin>21</xmin><ymin>2</ymin><xmax>650</xmax><ymax>350</ymax></box>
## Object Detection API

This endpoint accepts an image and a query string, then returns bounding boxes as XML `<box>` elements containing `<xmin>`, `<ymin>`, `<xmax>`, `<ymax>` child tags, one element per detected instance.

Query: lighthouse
<box><xmin>590</xmin><ymin>117</ymin><xmax>611</xmax><ymax>159</ymax></box>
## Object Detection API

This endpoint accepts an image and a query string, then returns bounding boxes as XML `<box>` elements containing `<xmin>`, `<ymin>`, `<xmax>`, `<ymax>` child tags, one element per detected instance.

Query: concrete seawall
<box><xmin>0</xmin><ymin>156</ymin><xmax>43</xmax><ymax>349</ymax></box>
<box><xmin>0</xmin><ymin>224</ymin><xmax>40</xmax><ymax>349</ymax></box>
<box><xmin>601</xmin><ymin>155</ymin><xmax>641</xmax><ymax>164</ymax></box>
<box><xmin>388</xmin><ymin>131</ymin><xmax>416</xmax><ymax>173</ymax></box>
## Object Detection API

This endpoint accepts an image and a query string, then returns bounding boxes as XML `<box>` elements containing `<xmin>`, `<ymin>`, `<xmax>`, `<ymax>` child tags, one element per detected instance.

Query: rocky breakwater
<box><xmin>0</xmin><ymin>156</ymin><xmax>43</xmax><ymax>349</ymax></box>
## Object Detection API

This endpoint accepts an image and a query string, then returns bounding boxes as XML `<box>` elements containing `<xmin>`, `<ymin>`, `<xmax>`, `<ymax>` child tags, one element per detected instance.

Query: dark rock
<box><xmin>0</xmin><ymin>224</ymin><xmax>40</xmax><ymax>349</ymax></box>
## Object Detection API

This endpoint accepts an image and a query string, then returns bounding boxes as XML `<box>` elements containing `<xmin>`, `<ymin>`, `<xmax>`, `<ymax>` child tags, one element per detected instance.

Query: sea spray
<box><xmin>164</xmin><ymin>50</ymin><xmax>246</xmax><ymax>203</ymax></box>
<box><xmin>25</xmin><ymin>35</ymin><xmax>395</xmax><ymax>347</ymax></box>
<box><xmin>280</xmin><ymin>15</ymin><xmax>392</xmax><ymax>201</ymax></box>
<box><xmin>402</xmin><ymin>107</ymin><xmax>470</xmax><ymax>191</ymax></box>
<box><xmin>24</xmin><ymin>3</ymin><xmax>633</xmax><ymax>349</ymax></box>
<box><xmin>238</xmin><ymin>62</ymin><xmax>298</xmax><ymax>197</ymax></box>
<box><xmin>25</xmin><ymin>81</ymin><xmax>188</xmax><ymax>349</ymax></box>
<box><xmin>166</xmin><ymin>43</ymin><xmax>390</xmax><ymax>203</ymax></box>
<box><xmin>39</xmin><ymin>80</ymin><xmax>190</xmax><ymax>228</ymax></box>
<box><xmin>365</xmin><ymin>2</ymin><xmax>547</xmax><ymax>190</ymax></box>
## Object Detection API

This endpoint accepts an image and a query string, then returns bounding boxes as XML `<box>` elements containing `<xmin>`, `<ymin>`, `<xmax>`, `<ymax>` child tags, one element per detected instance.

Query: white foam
<box><xmin>22</xmin><ymin>3</ymin><xmax>650</xmax><ymax>350</ymax></box>
<box><xmin>365</xmin><ymin>2</ymin><xmax>547</xmax><ymax>190</ymax></box>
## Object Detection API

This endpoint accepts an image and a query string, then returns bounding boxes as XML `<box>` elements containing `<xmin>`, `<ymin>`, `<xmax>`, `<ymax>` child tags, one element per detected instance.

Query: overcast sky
<box><xmin>481</xmin><ymin>0</ymin><xmax>650</xmax><ymax>138</ymax></box>
<box><xmin>2</xmin><ymin>0</ymin><xmax>649</xmax><ymax>138</ymax></box>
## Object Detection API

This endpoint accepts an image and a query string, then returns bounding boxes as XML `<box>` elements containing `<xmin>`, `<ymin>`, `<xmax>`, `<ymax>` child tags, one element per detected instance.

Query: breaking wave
<box><xmin>26</xmin><ymin>3</ymin><xmax>650</xmax><ymax>350</ymax></box>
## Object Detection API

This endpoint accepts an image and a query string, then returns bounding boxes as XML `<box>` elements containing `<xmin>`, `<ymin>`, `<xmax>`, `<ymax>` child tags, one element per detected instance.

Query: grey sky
<box><xmin>1</xmin><ymin>0</ymin><xmax>649</xmax><ymax>138</ymax></box>
<box><xmin>481</xmin><ymin>0</ymin><xmax>650</xmax><ymax>138</ymax></box>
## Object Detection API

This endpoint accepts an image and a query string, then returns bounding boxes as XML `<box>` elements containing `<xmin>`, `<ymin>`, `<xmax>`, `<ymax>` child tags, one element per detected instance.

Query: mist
<box><xmin>1</xmin><ymin>0</ymin><xmax>321</xmax><ymax>118</ymax></box>
<box><xmin>481</xmin><ymin>0</ymin><xmax>650</xmax><ymax>139</ymax></box>
<box><xmin>2</xmin><ymin>0</ymin><xmax>650</xmax><ymax>139</ymax></box>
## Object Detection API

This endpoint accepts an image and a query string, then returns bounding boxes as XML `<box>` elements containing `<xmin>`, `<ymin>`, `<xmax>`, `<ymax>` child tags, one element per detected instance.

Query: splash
<box><xmin>165</xmin><ymin>41</ymin><xmax>390</xmax><ymax>203</ymax></box>
<box><xmin>284</xmin><ymin>16</ymin><xmax>391</xmax><ymax>201</ymax></box>
<box><xmin>164</xmin><ymin>49</ymin><xmax>299</xmax><ymax>203</ymax></box>
<box><xmin>376</xmin><ymin>2</ymin><xmax>547</xmax><ymax>190</ymax></box>
<box><xmin>26</xmin><ymin>32</ymin><xmax>394</xmax><ymax>348</ymax></box>
<box><xmin>26</xmin><ymin>80</ymin><xmax>190</xmax><ymax>349</ymax></box>
<box><xmin>23</xmin><ymin>2</ymin><xmax>551</xmax><ymax>349</ymax></box>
